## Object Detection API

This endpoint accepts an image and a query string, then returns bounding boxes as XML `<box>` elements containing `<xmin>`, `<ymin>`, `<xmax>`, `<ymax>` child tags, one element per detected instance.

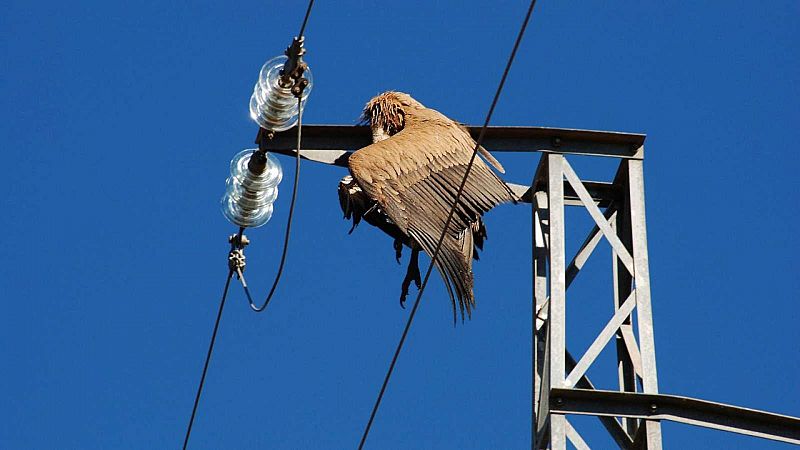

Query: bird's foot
<box><xmin>393</xmin><ymin>239</ymin><xmax>403</xmax><ymax>264</ymax></box>
<box><xmin>400</xmin><ymin>278</ymin><xmax>411</xmax><ymax>309</ymax></box>
<box><xmin>399</xmin><ymin>249</ymin><xmax>421</xmax><ymax>309</ymax></box>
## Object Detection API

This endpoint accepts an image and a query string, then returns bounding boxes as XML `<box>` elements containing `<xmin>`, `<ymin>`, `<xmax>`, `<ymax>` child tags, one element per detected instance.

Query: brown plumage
<box><xmin>339</xmin><ymin>91</ymin><xmax>515</xmax><ymax>320</ymax></box>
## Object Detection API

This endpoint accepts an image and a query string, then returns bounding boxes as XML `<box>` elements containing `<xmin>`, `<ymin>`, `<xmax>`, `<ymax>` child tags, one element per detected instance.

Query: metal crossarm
<box><xmin>261</xmin><ymin>125</ymin><xmax>646</xmax><ymax>167</ymax></box>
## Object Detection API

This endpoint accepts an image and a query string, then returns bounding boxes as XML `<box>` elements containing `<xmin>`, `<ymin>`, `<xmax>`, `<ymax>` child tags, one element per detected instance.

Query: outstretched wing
<box><xmin>348</xmin><ymin>121</ymin><xmax>515</xmax><ymax>319</ymax></box>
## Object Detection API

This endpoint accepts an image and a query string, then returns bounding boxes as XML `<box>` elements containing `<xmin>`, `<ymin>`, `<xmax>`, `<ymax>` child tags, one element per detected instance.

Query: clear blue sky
<box><xmin>2</xmin><ymin>1</ymin><xmax>798</xmax><ymax>448</ymax></box>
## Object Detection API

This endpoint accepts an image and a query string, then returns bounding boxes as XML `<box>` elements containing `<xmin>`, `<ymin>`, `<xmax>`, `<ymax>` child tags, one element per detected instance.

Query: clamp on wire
<box><xmin>280</xmin><ymin>37</ymin><xmax>311</xmax><ymax>96</ymax></box>
<box><xmin>228</xmin><ymin>232</ymin><xmax>250</xmax><ymax>281</ymax></box>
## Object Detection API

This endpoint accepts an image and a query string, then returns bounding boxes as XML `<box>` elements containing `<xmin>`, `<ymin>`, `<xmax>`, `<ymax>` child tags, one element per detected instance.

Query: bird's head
<box><xmin>361</xmin><ymin>91</ymin><xmax>425</xmax><ymax>142</ymax></box>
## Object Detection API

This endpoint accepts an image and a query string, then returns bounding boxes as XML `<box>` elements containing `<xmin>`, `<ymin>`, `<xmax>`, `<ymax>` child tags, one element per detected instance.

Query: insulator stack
<box><xmin>249</xmin><ymin>55</ymin><xmax>313</xmax><ymax>131</ymax></box>
<box><xmin>221</xmin><ymin>149</ymin><xmax>283</xmax><ymax>228</ymax></box>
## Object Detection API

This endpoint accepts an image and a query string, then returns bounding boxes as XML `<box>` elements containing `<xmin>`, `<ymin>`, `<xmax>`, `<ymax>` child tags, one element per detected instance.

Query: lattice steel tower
<box><xmin>265</xmin><ymin>125</ymin><xmax>800</xmax><ymax>449</ymax></box>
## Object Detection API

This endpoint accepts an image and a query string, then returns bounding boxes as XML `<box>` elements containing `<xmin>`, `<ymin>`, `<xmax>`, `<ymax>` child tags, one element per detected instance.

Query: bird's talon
<box><xmin>399</xmin><ymin>285</ymin><xmax>410</xmax><ymax>309</ymax></box>
<box><xmin>393</xmin><ymin>239</ymin><xmax>403</xmax><ymax>264</ymax></box>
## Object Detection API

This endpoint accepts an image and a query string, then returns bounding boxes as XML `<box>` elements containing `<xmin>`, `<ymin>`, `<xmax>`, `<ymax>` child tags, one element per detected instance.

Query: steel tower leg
<box><xmin>532</xmin><ymin>149</ymin><xmax>663</xmax><ymax>449</ymax></box>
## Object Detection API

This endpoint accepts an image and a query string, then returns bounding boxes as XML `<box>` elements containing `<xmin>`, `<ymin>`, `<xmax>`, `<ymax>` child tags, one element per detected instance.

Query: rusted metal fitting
<box><xmin>247</xmin><ymin>149</ymin><xmax>269</xmax><ymax>176</ymax></box>
<box><xmin>279</xmin><ymin>36</ymin><xmax>308</xmax><ymax>89</ymax></box>
<box><xmin>228</xmin><ymin>233</ymin><xmax>250</xmax><ymax>248</ymax></box>
<box><xmin>255</xmin><ymin>128</ymin><xmax>275</xmax><ymax>152</ymax></box>
<box><xmin>291</xmin><ymin>77</ymin><xmax>310</xmax><ymax>98</ymax></box>
<box><xmin>228</xmin><ymin>248</ymin><xmax>246</xmax><ymax>276</ymax></box>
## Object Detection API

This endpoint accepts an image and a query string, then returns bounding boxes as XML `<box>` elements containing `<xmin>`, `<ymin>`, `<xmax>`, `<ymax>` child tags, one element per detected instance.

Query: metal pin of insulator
<box><xmin>221</xmin><ymin>149</ymin><xmax>283</xmax><ymax>228</ymax></box>
<box><xmin>249</xmin><ymin>55</ymin><xmax>313</xmax><ymax>132</ymax></box>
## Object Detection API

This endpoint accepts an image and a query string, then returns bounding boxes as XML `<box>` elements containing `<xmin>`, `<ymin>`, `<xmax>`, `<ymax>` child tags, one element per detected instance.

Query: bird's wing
<box><xmin>456</xmin><ymin>123</ymin><xmax>506</xmax><ymax>173</ymax></box>
<box><xmin>338</xmin><ymin>174</ymin><xmax>411</xmax><ymax>249</ymax></box>
<box><xmin>348</xmin><ymin>122</ymin><xmax>514</xmax><ymax>319</ymax></box>
<box><xmin>337</xmin><ymin>175</ymin><xmax>372</xmax><ymax>233</ymax></box>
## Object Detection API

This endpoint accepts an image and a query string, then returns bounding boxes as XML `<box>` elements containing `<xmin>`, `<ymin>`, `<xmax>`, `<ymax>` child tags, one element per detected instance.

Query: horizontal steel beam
<box><xmin>263</xmin><ymin>126</ymin><xmax>628</xmax><ymax>206</ymax></box>
<box><xmin>549</xmin><ymin>388</ymin><xmax>800</xmax><ymax>445</ymax></box>
<box><xmin>520</xmin><ymin>181</ymin><xmax>619</xmax><ymax>208</ymax></box>
<box><xmin>264</xmin><ymin>125</ymin><xmax>646</xmax><ymax>160</ymax></box>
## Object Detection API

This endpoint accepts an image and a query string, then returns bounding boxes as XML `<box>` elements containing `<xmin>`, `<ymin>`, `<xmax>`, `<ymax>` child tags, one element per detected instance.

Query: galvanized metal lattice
<box><xmin>265</xmin><ymin>125</ymin><xmax>800</xmax><ymax>448</ymax></box>
<box><xmin>531</xmin><ymin>149</ymin><xmax>662</xmax><ymax>449</ymax></box>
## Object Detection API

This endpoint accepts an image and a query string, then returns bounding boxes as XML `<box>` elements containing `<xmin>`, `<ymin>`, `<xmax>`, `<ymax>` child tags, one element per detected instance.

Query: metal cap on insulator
<box><xmin>247</xmin><ymin>150</ymin><xmax>268</xmax><ymax>176</ymax></box>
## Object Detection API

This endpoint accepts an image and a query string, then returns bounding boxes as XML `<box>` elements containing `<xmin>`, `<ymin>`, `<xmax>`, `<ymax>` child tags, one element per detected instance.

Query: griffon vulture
<box><xmin>338</xmin><ymin>91</ymin><xmax>515</xmax><ymax>320</ymax></box>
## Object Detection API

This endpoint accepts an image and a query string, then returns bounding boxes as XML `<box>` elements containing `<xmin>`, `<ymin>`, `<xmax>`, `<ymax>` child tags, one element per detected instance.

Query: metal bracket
<box><xmin>280</xmin><ymin>36</ymin><xmax>308</xmax><ymax>89</ymax></box>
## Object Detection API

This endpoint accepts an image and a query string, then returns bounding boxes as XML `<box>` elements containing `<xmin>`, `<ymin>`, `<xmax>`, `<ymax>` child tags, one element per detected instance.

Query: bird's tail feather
<box><xmin>409</xmin><ymin>224</ymin><xmax>478</xmax><ymax>322</ymax></box>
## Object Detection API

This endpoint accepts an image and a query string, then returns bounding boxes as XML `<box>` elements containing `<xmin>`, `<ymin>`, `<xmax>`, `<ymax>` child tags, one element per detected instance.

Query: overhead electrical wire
<box><xmin>357</xmin><ymin>1</ymin><xmax>539</xmax><ymax>448</ymax></box>
<box><xmin>182</xmin><ymin>228</ymin><xmax>243</xmax><ymax>450</ymax></box>
<box><xmin>181</xmin><ymin>0</ymin><xmax>315</xmax><ymax>447</ymax></box>
<box><xmin>298</xmin><ymin>0</ymin><xmax>315</xmax><ymax>38</ymax></box>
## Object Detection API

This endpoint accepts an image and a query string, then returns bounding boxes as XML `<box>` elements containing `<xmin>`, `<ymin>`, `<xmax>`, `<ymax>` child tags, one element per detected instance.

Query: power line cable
<box><xmin>357</xmin><ymin>1</ymin><xmax>538</xmax><ymax>448</ymax></box>
<box><xmin>530</xmin><ymin>172</ymin><xmax>540</xmax><ymax>449</ymax></box>
<box><xmin>182</xmin><ymin>228</ymin><xmax>243</xmax><ymax>450</ymax></box>
<box><xmin>298</xmin><ymin>0</ymin><xmax>315</xmax><ymax>38</ymax></box>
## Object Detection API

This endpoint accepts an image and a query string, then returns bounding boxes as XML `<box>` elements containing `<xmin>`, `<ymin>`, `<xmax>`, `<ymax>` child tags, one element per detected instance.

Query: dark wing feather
<box><xmin>348</xmin><ymin>120</ymin><xmax>514</xmax><ymax>319</ymax></box>
<box><xmin>338</xmin><ymin>175</ymin><xmax>369</xmax><ymax>233</ymax></box>
<box><xmin>338</xmin><ymin>175</ymin><xmax>410</xmax><ymax>245</ymax></box>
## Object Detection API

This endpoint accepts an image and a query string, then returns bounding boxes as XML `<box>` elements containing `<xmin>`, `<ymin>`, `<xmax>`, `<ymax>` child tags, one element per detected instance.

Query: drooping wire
<box><xmin>240</xmin><ymin>96</ymin><xmax>304</xmax><ymax>312</ymax></box>
<box><xmin>183</xmin><ymin>227</ymin><xmax>244</xmax><ymax>450</ymax></box>
<box><xmin>181</xmin><ymin>98</ymin><xmax>302</xmax><ymax>445</ymax></box>
<box><xmin>357</xmin><ymin>1</ymin><xmax>538</xmax><ymax>448</ymax></box>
